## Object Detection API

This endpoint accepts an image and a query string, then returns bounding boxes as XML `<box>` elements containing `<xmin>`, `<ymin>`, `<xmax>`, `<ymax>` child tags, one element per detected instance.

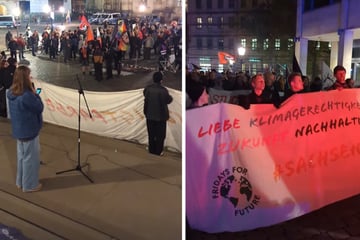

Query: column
<box><xmin>337</xmin><ymin>29</ymin><xmax>353</xmax><ymax>78</ymax></box>
<box><xmin>329</xmin><ymin>41</ymin><xmax>338</xmax><ymax>70</ymax></box>
<box><xmin>295</xmin><ymin>38</ymin><xmax>308</xmax><ymax>75</ymax></box>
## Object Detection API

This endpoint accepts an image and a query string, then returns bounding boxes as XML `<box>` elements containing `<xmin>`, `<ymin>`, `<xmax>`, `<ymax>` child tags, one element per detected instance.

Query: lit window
<box><xmin>251</xmin><ymin>38</ymin><xmax>257</xmax><ymax>50</ymax></box>
<box><xmin>241</xmin><ymin>38</ymin><xmax>246</xmax><ymax>48</ymax></box>
<box><xmin>197</xmin><ymin>17</ymin><xmax>202</xmax><ymax>29</ymax></box>
<box><xmin>287</xmin><ymin>38</ymin><xmax>294</xmax><ymax>50</ymax></box>
<box><xmin>218</xmin><ymin>16</ymin><xmax>224</xmax><ymax>28</ymax></box>
<box><xmin>207</xmin><ymin>17</ymin><xmax>213</xmax><ymax>24</ymax></box>
<box><xmin>275</xmin><ymin>38</ymin><xmax>281</xmax><ymax>51</ymax></box>
<box><xmin>263</xmin><ymin>38</ymin><xmax>269</xmax><ymax>50</ymax></box>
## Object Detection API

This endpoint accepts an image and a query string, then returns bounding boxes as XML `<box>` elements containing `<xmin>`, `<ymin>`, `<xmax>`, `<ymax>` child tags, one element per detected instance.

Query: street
<box><xmin>0</xmin><ymin>21</ymin><xmax>182</xmax><ymax>92</ymax></box>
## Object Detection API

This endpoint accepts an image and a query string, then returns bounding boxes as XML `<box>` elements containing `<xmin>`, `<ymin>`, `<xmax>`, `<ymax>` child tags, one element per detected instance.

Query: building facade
<box><xmin>83</xmin><ymin>0</ymin><xmax>181</xmax><ymax>22</ymax></box>
<box><xmin>186</xmin><ymin>0</ymin><xmax>297</xmax><ymax>75</ymax></box>
<box><xmin>296</xmin><ymin>0</ymin><xmax>360</xmax><ymax>81</ymax></box>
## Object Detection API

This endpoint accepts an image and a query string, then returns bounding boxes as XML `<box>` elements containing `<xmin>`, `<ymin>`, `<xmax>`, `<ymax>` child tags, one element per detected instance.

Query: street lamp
<box><xmin>139</xmin><ymin>3</ymin><xmax>146</xmax><ymax>12</ymax></box>
<box><xmin>238</xmin><ymin>46</ymin><xmax>246</xmax><ymax>72</ymax></box>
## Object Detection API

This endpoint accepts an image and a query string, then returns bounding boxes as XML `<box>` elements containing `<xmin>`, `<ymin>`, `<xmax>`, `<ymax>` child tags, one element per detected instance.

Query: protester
<box><xmin>346</xmin><ymin>78</ymin><xmax>355</xmax><ymax>88</ymax></box>
<box><xmin>17</xmin><ymin>34</ymin><xmax>26</xmax><ymax>61</ymax></box>
<box><xmin>5</xmin><ymin>30</ymin><xmax>12</xmax><ymax>50</ymax></box>
<box><xmin>310</xmin><ymin>76</ymin><xmax>323</xmax><ymax>92</ymax></box>
<box><xmin>7</xmin><ymin>65</ymin><xmax>43</xmax><ymax>192</ymax></box>
<box><xmin>92</xmin><ymin>42</ymin><xmax>104</xmax><ymax>81</ymax></box>
<box><xmin>8</xmin><ymin>37</ymin><xmax>18</xmax><ymax>61</ymax></box>
<box><xmin>143</xmin><ymin>71</ymin><xmax>173</xmax><ymax>155</ymax></box>
<box><xmin>0</xmin><ymin>60</ymin><xmax>7</xmax><ymax>117</ymax></box>
<box><xmin>240</xmin><ymin>73</ymin><xmax>281</xmax><ymax>109</ymax></box>
<box><xmin>79</xmin><ymin>41</ymin><xmax>90</xmax><ymax>75</ymax></box>
<box><xmin>282</xmin><ymin>72</ymin><xmax>306</xmax><ymax>103</ymax></box>
<box><xmin>326</xmin><ymin>65</ymin><xmax>348</xmax><ymax>90</ymax></box>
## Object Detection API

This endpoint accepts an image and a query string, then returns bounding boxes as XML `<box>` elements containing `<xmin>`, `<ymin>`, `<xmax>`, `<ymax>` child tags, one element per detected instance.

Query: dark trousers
<box><xmin>146</xmin><ymin>119</ymin><xmax>166</xmax><ymax>155</ymax></box>
<box><xmin>0</xmin><ymin>88</ymin><xmax>7</xmax><ymax>117</ymax></box>
<box><xmin>94</xmin><ymin>63</ymin><xmax>103</xmax><ymax>81</ymax></box>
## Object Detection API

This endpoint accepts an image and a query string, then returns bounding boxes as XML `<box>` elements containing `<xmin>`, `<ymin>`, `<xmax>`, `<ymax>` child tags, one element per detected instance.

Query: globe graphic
<box><xmin>220</xmin><ymin>175</ymin><xmax>253</xmax><ymax>208</ymax></box>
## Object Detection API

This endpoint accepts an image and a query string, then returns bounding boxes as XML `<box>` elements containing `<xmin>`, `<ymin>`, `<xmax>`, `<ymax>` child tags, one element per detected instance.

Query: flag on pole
<box><xmin>79</xmin><ymin>14</ymin><xmax>94</xmax><ymax>42</ymax></box>
<box><xmin>112</xmin><ymin>19</ymin><xmax>127</xmax><ymax>40</ymax></box>
<box><xmin>218</xmin><ymin>52</ymin><xmax>235</xmax><ymax>65</ymax></box>
<box><xmin>96</xmin><ymin>27</ymin><xmax>102</xmax><ymax>47</ymax></box>
<box><xmin>320</xmin><ymin>61</ymin><xmax>335</xmax><ymax>89</ymax></box>
<box><xmin>292</xmin><ymin>55</ymin><xmax>302</xmax><ymax>75</ymax></box>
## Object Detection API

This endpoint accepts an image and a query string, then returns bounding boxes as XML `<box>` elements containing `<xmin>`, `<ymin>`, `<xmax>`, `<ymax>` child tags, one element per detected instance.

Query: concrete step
<box><xmin>0</xmin><ymin>190</ymin><xmax>116</xmax><ymax>240</ymax></box>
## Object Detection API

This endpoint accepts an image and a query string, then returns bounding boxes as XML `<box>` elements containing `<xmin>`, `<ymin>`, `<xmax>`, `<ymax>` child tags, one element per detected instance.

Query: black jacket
<box><xmin>143</xmin><ymin>83</ymin><xmax>173</xmax><ymax>121</ymax></box>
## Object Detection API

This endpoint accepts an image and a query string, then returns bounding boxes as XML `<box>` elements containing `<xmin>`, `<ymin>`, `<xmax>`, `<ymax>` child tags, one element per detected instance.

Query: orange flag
<box><xmin>218</xmin><ymin>51</ymin><xmax>235</xmax><ymax>64</ymax></box>
<box><xmin>79</xmin><ymin>15</ymin><xmax>94</xmax><ymax>43</ymax></box>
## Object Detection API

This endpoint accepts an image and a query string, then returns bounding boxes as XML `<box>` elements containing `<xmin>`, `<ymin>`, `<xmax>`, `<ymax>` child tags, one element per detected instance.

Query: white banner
<box><xmin>208</xmin><ymin>88</ymin><xmax>250</xmax><ymax>105</ymax></box>
<box><xmin>33</xmin><ymin>79</ymin><xmax>182</xmax><ymax>152</ymax></box>
<box><xmin>187</xmin><ymin>89</ymin><xmax>360</xmax><ymax>233</ymax></box>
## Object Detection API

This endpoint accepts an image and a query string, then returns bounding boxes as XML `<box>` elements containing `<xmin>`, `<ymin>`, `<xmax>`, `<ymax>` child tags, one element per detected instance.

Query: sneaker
<box><xmin>160</xmin><ymin>152</ymin><xmax>164</xmax><ymax>156</ymax></box>
<box><xmin>23</xmin><ymin>183</ymin><xmax>42</xmax><ymax>193</ymax></box>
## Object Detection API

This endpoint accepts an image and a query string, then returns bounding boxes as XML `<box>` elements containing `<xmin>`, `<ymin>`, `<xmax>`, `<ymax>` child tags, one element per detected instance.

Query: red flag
<box><xmin>79</xmin><ymin>15</ymin><xmax>89</xmax><ymax>31</ymax></box>
<box><xmin>79</xmin><ymin>15</ymin><xmax>94</xmax><ymax>43</ymax></box>
<box><xmin>218</xmin><ymin>52</ymin><xmax>235</xmax><ymax>64</ymax></box>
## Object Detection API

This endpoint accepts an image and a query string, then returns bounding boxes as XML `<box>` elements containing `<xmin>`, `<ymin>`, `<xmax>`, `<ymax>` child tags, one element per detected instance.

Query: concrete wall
<box><xmin>302</xmin><ymin>0</ymin><xmax>360</xmax><ymax>39</ymax></box>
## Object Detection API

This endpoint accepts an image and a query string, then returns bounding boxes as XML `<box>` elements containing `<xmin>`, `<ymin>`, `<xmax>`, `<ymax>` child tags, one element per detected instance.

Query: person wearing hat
<box><xmin>143</xmin><ymin>72</ymin><xmax>173</xmax><ymax>156</ymax></box>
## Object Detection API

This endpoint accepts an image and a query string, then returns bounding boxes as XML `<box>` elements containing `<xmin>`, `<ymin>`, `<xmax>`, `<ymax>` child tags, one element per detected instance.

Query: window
<box><xmin>275</xmin><ymin>38</ymin><xmax>281</xmax><ymax>51</ymax></box>
<box><xmin>218</xmin><ymin>16</ymin><xmax>224</xmax><ymax>28</ymax></box>
<box><xmin>196</xmin><ymin>0</ymin><xmax>202</xmax><ymax>9</ymax></box>
<box><xmin>229</xmin><ymin>38</ymin><xmax>234</xmax><ymax>49</ymax></box>
<box><xmin>177</xmin><ymin>0</ymin><xmax>181</xmax><ymax>7</ymax></box>
<box><xmin>218</xmin><ymin>39</ymin><xmax>224</xmax><ymax>49</ymax></box>
<box><xmin>229</xmin><ymin>0</ymin><xmax>235</xmax><ymax>9</ymax></box>
<box><xmin>207</xmin><ymin>17</ymin><xmax>213</xmax><ymax>25</ymax></box>
<box><xmin>229</xmin><ymin>16</ymin><xmax>235</xmax><ymax>28</ymax></box>
<box><xmin>287</xmin><ymin>38</ymin><xmax>294</xmax><ymax>50</ymax></box>
<box><xmin>252</xmin><ymin>0</ymin><xmax>258</xmax><ymax>8</ymax></box>
<box><xmin>263</xmin><ymin>38</ymin><xmax>269</xmax><ymax>50</ymax></box>
<box><xmin>241</xmin><ymin>38</ymin><xmax>247</xmax><ymax>48</ymax></box>
<box><xmin>196</xmin><ymin>17</ymin><xmax>202</xmax><ymax>29</ymax></box>
<box><xmin>241</xmin><ymin>0</ymin><xmax>247</xmax><ymax>8</ymax></box>
<box><xmin>218</xmin><ymin>0</ymin><xmax>223</xmax><ymax>9</ymax></box>
<box><xmin>251</xmin><ymin>38</ymin><xmax>258</xmax><ymax>50</ymax></box>
<box><xmin>197</xmin><ymin>38</ymin><xmax>202</xmax><ymax>49</ymax></box>
<box><xmin>207</xmin><ymin>0</ymin><xmax>212</xmax><ymax>9</ymax></box>
<box><xmin>207</xmin><ymin>38</ymin><xmax>213</xmax><ymax>49</ymax></box>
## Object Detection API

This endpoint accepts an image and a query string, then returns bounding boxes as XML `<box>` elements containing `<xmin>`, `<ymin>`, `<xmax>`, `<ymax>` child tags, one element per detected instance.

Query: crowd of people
<box><xmin>186</xmin><ymin>65</ymin><xmax>355</xmax><ymax>109</ymax></box>
<box><xmin>3</xmin><ymin>15</ymin><xmax>182</xmax><ymax>81</ymax></box>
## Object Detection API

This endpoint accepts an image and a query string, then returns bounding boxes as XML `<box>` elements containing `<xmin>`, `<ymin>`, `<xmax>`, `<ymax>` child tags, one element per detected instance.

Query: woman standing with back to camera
<box><xmin>7</xmin><ymin>65</ymin><xmax>44</xmax><ymax>192</ymax></box>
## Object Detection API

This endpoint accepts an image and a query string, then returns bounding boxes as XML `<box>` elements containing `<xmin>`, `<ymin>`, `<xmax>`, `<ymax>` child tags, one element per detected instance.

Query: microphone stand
<box><xmin>56</xmin><ymin>75</ymin><xmax>94</xmax><ymax>183</ymax></box>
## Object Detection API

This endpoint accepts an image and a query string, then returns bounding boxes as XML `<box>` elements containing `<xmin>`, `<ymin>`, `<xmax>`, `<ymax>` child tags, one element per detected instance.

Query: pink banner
<box><xmin>186</xmin><ymin>89</ymin><xmax>360</xmax><ymax>233</ymax></box>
